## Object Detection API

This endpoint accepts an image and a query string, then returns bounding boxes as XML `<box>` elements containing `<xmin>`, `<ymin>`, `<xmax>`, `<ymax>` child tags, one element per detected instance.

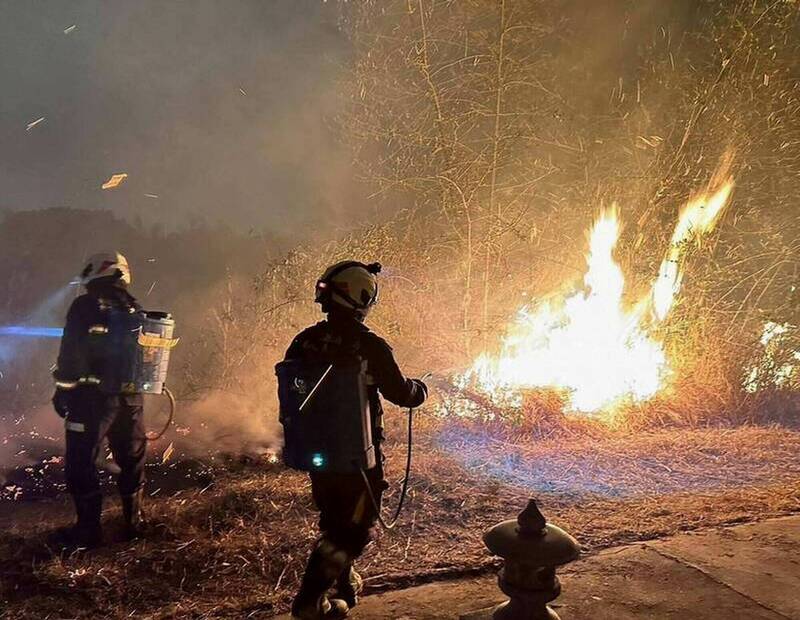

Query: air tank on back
<box><xmin>102</xmin><ymin>310</ymin><xmax>178</xmax><ymax>395</ymax></box>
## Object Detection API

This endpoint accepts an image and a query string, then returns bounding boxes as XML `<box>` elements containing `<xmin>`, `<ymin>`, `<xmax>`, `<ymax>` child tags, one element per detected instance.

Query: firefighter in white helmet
<box><xmin>284</xmin><ymin>261</ymin><xmax>428</xmax><ymax>619</ymax></box>
<box><xmin>50</xmin><ymin>252</ymin><xmax>146</xmax><ymax>549</ymax></box>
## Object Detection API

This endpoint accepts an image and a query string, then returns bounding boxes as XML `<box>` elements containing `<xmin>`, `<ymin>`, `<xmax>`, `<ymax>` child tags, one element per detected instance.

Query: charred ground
<box><xmin>2</xmin><ymin>418</ymin><xmax>800</xmax><ymax>618</ymax></box>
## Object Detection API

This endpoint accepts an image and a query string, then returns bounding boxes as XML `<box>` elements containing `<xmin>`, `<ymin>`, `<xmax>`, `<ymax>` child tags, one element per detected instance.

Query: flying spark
<box><xmin>26</xmin><ymin>117</ymin><xmax>45</xmax><ymax>131</ymax></box>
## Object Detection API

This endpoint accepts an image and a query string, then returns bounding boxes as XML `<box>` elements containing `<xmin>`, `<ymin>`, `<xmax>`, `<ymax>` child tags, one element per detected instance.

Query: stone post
<box><xmin>461</xmin><ymin>499</ymin><xmax>580</xmax><ymax>620</ymax></box>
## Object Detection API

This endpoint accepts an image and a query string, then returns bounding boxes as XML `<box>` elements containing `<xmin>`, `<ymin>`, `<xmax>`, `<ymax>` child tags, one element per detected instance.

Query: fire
<box><xmin>652</xmin><ymin>173</ymin><xmax>735</xmax><ymax>320</ymax></box>
<box><xmin>744</xmin><ymin>321</ymin><xmax>800</xmax><ymax>393</ymax></box>
<box><xmin>458</xmin><ymin>168</ymin><xmax>735</xmax><ymax>416</ymax></box>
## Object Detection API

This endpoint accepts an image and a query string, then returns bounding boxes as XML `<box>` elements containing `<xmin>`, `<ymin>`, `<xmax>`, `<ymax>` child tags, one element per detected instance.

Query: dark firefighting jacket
<box><xmin>54</xmin><ymin>282</ymin><xmax>141</xmax><ymax>390</ymax></box>
<box><xmin>284</xmin><ymin>312</ymin><xmax>427</xmax><ymax>445</ymax></box>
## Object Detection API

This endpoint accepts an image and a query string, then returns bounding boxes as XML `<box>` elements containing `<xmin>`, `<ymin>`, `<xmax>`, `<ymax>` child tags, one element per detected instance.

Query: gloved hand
<box><xmin>413</xmin><ymin>379</ymin><xmax>429</xmax><ymax>402</ymax></box>
<box><xmin>52</xmin><ymin>389</ymin><xmax>71</xmax><ymax>418</ymax></box>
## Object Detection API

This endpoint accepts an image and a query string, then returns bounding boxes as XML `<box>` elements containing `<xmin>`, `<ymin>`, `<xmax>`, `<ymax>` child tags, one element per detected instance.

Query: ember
<box><xmin>101</xmin><ymin>173</ymin><xmax>128</xmax><ymax>190</ymax></box>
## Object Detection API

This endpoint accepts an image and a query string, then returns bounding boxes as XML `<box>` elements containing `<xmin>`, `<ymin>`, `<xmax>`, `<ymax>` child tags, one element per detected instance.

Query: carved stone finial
<box><xmin>517</xmin><ymin>498</ymin><xmax>547</xmax><ymax>537</ymax></box>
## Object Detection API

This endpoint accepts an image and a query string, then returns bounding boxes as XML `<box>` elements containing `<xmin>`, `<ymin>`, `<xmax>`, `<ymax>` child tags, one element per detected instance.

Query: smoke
<box><xmin>170</xmin><ymin>389</ymin><xmax>279</xmax><ymax>458</ymax></box>
<box><xmin>0</xmin><ymin>282</ymin><xmax>73</xmax><ymax>374</ymax></box>
<box><xmin>0</xmin><ymin>275</ymin><xmax>284</xmax><ymax>476</ymax></box>
<box><xmin>0</xmin><ymin>0</ymin><xmax>357</xmax><ymax>234</ymax></box>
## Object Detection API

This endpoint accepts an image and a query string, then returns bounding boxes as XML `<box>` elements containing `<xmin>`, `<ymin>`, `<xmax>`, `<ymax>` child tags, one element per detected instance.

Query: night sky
<box><xmin>0</xmin><ymin>0</ymin><xmax>356</xmax><ymax>233</ymax></box>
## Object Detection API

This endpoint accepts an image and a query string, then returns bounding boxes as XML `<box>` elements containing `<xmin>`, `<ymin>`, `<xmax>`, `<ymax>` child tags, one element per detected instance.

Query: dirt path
<box><xmin>270</xmin><ymin>516</ymin><xmax>800</xmax><ymax>619</ymax></box>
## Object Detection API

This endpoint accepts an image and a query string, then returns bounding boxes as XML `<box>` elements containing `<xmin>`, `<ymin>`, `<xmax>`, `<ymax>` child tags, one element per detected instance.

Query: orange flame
<box><xmin>458</xmin><ymin>161</ymin><xmax>735</xmax><ymax>415</ymax></box>
<box><xmin>651</xmin><ymin>179</ymin><xmax>735</xmax><ymax>320</ymax></box>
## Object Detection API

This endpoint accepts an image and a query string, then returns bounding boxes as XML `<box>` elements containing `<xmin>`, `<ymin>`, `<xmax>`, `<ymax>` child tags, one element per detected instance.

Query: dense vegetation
<box><xmin>191</xmin><ymin>0</ymin><xmax>800</xmax><ymax>427</ymax></box>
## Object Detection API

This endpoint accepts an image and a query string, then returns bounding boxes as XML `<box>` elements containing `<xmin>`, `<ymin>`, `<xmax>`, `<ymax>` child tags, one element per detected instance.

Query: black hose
<box><xmin>145</xmin><ymin>386</ymin><xmax>176</xmax><ymax>441</ymax></box>
<box><xmin>359</xmin><ymin>405</ymin><xmax>414</xmax><ymax>530</ymax></box>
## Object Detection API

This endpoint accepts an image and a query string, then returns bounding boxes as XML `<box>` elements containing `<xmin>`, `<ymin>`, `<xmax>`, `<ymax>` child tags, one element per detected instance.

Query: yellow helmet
<box><xmin>80</xmin><ymin>252</ymin><xmax>131</xmax><ymax>286</ymax></box>
<box><xmin>315</xmin><ymin>261</ymin><xmax>381</xmax><ymax>318</ymax></box>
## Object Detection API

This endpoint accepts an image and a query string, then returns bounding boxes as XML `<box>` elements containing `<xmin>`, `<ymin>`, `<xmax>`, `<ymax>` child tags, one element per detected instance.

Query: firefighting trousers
<box><xmin>310</xmin><ymin>465</ymin><xmax>388</xmax><ymax>558</ymax></box>
<box><xmin>64</xmin><ymin>388</ymin><xmax>146</xmax><ymax>499</ymax></box>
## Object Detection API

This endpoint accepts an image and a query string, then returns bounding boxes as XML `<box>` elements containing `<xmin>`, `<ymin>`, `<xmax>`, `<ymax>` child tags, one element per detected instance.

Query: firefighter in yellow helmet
<box><xmin>50</xmin><ymin>252</ymin><xmax>146</xmax><ymax>549</ymax></box>
<box><xmin>283</xmin><ymin>261</ymin><xmax>428</xmax><ymax>619</ymax></box>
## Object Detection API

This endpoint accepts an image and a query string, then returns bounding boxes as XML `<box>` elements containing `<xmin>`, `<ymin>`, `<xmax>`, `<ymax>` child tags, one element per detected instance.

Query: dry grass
<box><xmin>2</xmin><ymin>421</ymin><xmax>800</xmax><ymax>619</ymax></box>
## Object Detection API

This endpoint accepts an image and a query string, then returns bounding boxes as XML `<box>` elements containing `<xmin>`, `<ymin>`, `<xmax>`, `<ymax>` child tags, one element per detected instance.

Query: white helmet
<box><xmin>80</xmin><ymin>252</ymin><xmax>131</xmax><ymax>286</ymax></box>
<box><xmin>315</xmin><ymin>261</ymin><xmax>381</xmax><ymax>318</ymax></box>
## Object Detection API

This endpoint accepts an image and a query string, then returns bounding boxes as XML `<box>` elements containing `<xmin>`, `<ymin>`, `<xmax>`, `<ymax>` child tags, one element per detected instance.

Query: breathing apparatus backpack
<box><xmin>276</xmin><ymin>358</ymin><xmax>377</xmax><ymax>474</ymax></box>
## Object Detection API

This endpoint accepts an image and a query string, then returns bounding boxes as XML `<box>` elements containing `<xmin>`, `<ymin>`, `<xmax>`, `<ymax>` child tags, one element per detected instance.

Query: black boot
<box><xmin>291</xmin><ymin>543</ymin><xmax>350</xmax><ymax>619</ymax></box>
<box><xmin>333</xmin><ymin>565</ymin><xmax>363</xmax><ymax>609</ymax></box>
<box><xmin>49</xmin><ymin>493</ymin><xmax>103</xmax><ymax>550</ymax></box>
<box><xmin>121</xmin><ymin>488</ymin><xmax>146</xmax><ymax>540</ymax></box>
<box><xmin>291</xmin><ymin>597</ymin><xmax>348</xmax><ymax>620</ymax></box>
